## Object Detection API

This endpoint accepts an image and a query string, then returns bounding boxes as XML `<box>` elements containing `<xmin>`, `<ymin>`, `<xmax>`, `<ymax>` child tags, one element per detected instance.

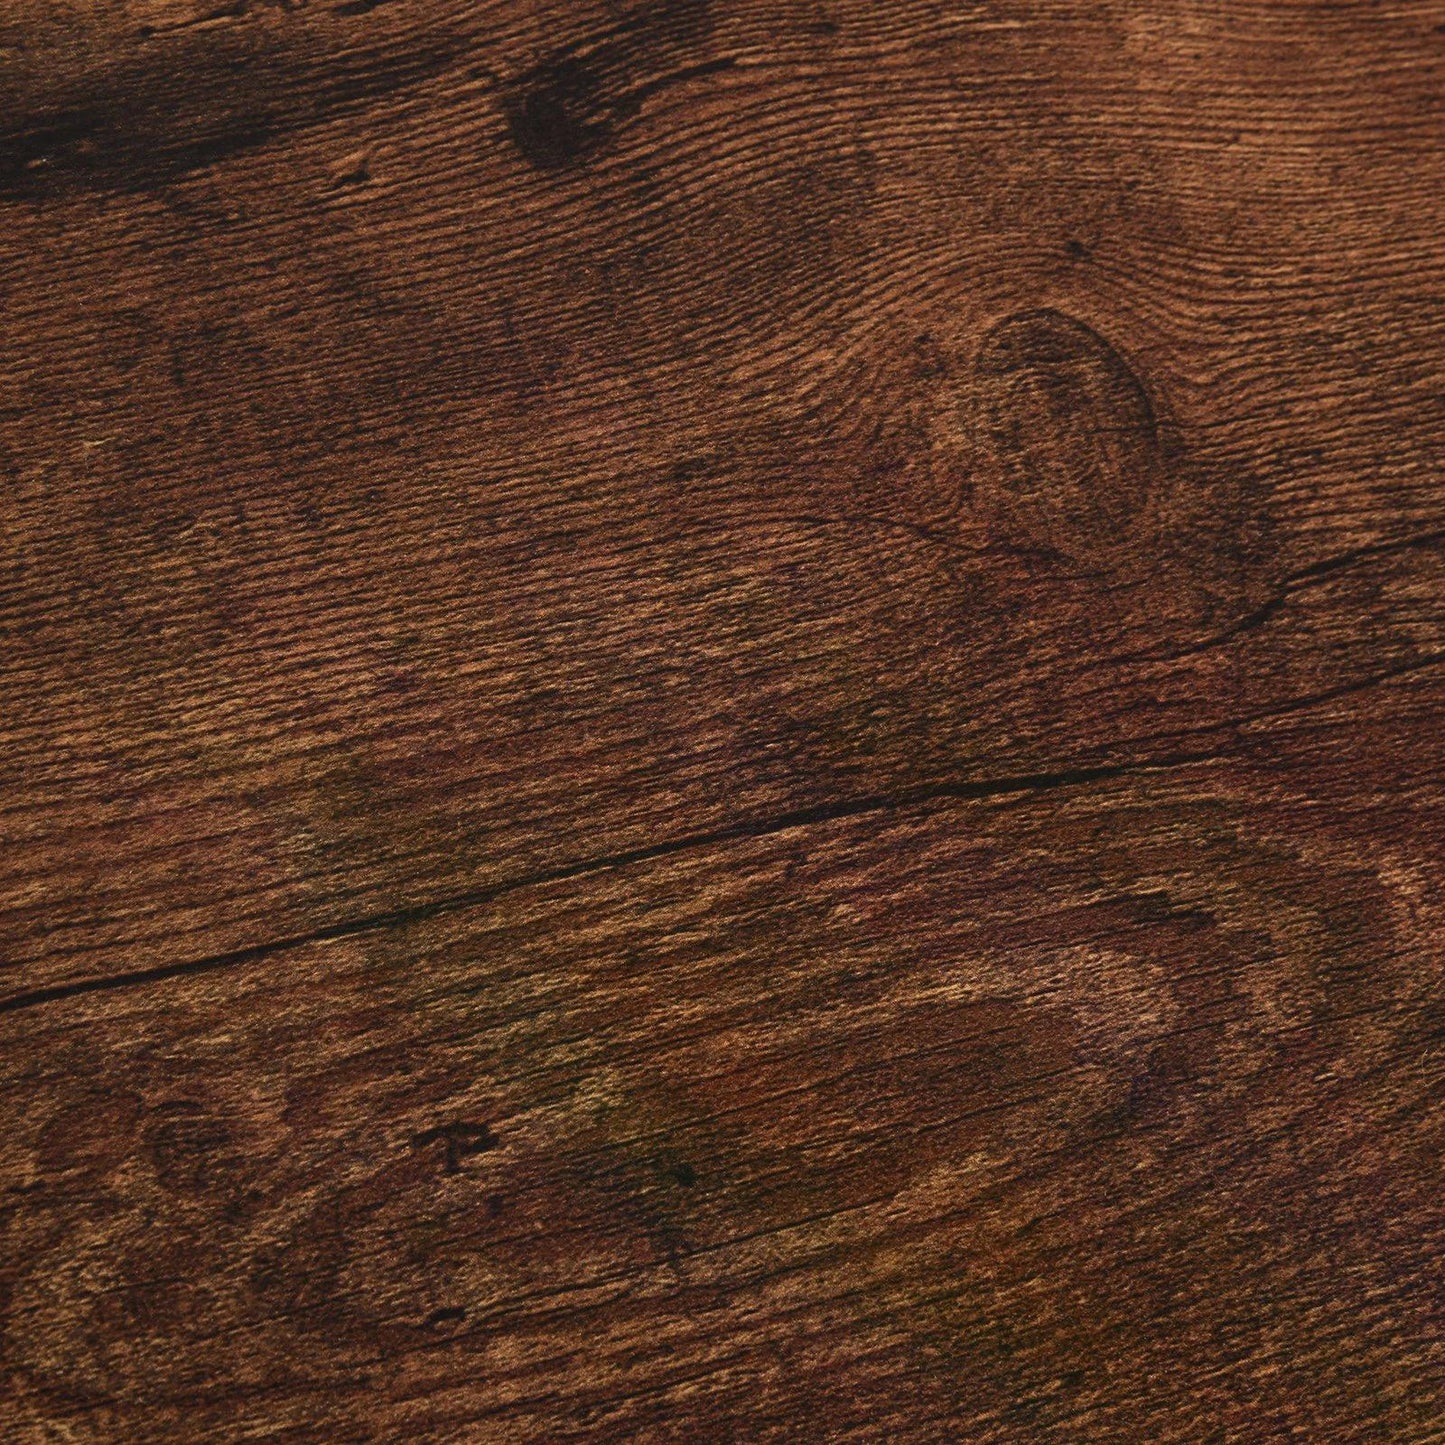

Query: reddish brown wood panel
<box><xmin>2</xmin><ymin>1</ymin><xmax>1443</xmax><ymax>1440</ymax></box>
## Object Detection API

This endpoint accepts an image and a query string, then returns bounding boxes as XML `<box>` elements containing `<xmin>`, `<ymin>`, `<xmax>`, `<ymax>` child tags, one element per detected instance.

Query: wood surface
<box><xmin>2</xmin><ymin>1</ymin><xmax>1443</xmax><ymax>1440</ymax></box>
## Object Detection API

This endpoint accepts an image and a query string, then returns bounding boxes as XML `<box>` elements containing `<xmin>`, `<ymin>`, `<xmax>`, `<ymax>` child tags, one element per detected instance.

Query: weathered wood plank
<box><xmin>4</xmin><ymin>754</ymin><xmax>1443</xmax><ymax>1441</ymax></box>
<box><xmin>1</xmin><ymin>1</ymin><xmax>1443</xmax><ymax>1439</ymax></box>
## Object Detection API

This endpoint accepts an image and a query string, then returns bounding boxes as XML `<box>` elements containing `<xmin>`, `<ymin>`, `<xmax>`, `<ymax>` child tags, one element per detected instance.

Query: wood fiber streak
<box><xmin>0</xmin><ymin>0</ymin><xmax>1442</xmax><ymax>1441</ymax></box>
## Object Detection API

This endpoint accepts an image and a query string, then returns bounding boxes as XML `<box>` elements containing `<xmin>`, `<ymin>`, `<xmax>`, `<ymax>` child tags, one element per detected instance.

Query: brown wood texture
<box><xmin>2</xmin><ymin>2</ymin><xmax>1444</xmax><ymax>1440</ymax></box>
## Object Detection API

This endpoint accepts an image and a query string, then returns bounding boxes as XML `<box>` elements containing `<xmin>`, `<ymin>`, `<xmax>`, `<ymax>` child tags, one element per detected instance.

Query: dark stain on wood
<box><xmin>145</xmin><ymin>1100</ymin><xmax>237</xmax><ymax>1193</ymax></box>
<box><xmin>0</xmin><ymin>23</ymin><xmax>464</xmax><ymax>199</ymax></box>
<box><xmin>503</xmin><ymin>3</ymin><xmax>734</xmax><ymax>172</ymax></box>
<box><xmin>411</xmin><ymin>1120</ymin><xmax>500</xmax><ymax>1174</ymax></box>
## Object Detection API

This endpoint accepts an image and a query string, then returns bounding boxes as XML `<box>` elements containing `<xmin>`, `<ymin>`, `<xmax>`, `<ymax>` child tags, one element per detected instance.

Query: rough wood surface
<box><xmin>2</xmin><ymin>1</ymin><xmax>1443</xmax><ymax>1440</ymax></box>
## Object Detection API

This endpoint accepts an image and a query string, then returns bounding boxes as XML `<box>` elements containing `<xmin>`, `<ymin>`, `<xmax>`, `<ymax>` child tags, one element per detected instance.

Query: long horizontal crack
<box><xmin>7</xmin><ymin>638</ymin><xmax>1444</xmax><ymax>1020</ymax></box>
<box><xmin>0</xmin><ymin>753</ymin><xmax>1218</xmax><ymax>1019</ymax></box>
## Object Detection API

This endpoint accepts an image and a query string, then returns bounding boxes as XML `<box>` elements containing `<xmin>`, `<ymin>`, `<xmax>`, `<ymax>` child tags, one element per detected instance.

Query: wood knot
<box><xmin>968</xmin><ymin>308</ymin><xmax>1163</xmax><ymax>560</ymax></box>
<box><xmin>505</xmin><ymin>56</ymin><xmax>613</xmax><ymax>170</ymax></box>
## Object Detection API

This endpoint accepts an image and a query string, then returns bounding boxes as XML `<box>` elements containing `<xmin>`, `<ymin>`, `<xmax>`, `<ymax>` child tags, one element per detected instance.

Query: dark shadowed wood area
<box><xmin>2</xmin><ymin>2</ymin><xmax>1443</xmax><ymax>1440</ymax></box>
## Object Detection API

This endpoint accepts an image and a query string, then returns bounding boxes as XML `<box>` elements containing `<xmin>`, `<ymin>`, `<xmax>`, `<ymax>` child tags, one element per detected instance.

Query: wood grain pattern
<box><xmin>2</xmin><ymin>1</ymin><xmax>1443</xmax><ymax>1440</ymax></box>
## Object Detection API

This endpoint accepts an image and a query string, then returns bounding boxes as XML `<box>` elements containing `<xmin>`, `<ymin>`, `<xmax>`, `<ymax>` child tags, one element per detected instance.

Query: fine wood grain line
<box><xmin>1</xmin><ymin>0</ymin><xmax>1443</xmax><ymax>1441</ymax></box>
